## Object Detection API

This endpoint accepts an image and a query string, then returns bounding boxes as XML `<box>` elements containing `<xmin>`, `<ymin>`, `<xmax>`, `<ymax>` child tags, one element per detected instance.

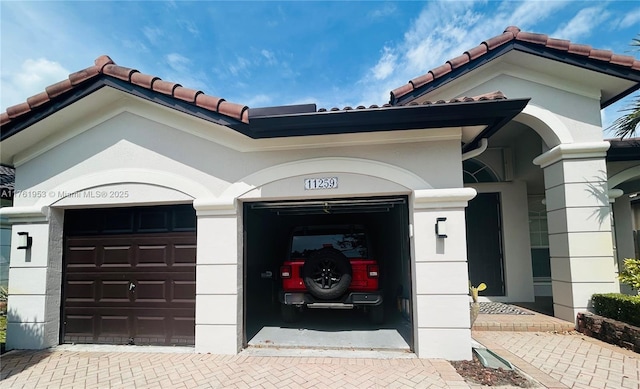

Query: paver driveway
<box><xmin>474</xmin><ymin>331</ymin><xmax>640</xmax><ymax>389</ymax></box>
<box><xmin>0</xmin><ymin>349</ymin><xmax>471</xmax><ymax>389</ymax></box>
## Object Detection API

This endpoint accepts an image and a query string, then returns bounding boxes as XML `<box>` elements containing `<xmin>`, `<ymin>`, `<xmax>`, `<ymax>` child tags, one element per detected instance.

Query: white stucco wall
<box><xmin>3</xmin><ymin>105</ymin><xmax>474</xmax><ymax>359</ymax></box>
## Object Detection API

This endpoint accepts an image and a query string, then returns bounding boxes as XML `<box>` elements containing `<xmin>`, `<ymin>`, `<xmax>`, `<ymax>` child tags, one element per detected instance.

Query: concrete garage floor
<box><xmin>246</xmin><ymin>308</ymin><xmax>412</xmax><ymax>352</ymax></box>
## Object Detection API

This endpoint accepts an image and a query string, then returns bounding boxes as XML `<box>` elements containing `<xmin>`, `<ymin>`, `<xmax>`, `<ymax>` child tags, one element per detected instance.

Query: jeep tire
<box><xmin>302</xmin><ymin>247</ymin><xmax>352</xmax><ymax>300</ymax></box>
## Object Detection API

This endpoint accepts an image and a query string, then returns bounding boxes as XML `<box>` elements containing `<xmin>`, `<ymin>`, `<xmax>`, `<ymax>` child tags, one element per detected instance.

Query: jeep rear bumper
<box><xmin>280</xmin><ymin>291</ymin><xmax>383</xmax><ymax>307</ymax></box>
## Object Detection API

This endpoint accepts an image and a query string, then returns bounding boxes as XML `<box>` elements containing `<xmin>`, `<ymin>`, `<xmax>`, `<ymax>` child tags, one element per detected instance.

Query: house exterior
<box><xmin>1</xmin><ymin>26</ymin><xmax>639</xmax><ymax>360</ymax></box>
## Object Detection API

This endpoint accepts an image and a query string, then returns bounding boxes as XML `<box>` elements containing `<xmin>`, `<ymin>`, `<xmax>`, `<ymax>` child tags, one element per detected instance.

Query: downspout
<box><xmin>462</xmin><ymin>138</ymin><xmax>488</xmax><ymax>161</ymax></box>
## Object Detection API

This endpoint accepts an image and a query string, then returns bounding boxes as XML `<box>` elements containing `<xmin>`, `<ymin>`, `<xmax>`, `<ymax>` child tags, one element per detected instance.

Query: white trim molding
<box><xmin>532</xmin><ymin>141</ymin><xmax>610</xmax><ymax>168</ymax></box>
<box><xmin>413</xmin><ymin>187</ymin><xmax>477</xmax><ymax>209</ymax></box>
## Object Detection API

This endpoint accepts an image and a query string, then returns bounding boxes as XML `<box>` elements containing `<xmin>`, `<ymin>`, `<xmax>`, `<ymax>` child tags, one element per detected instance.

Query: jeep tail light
<box><xmin>367</xmin><ymin>264</ymin><xmax>379</xmax><ymax>278</ymax></box>
<box><xmin>280</xmin><ymin>265</ymin><xmax>292</xmax><ymax>279</ymax></box>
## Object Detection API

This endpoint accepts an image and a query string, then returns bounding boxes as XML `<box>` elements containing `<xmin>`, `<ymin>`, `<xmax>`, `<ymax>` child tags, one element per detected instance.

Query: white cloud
<box><xmin>354</xmin><ymin>0</ymin><xmax>571</xmax><ymax>106</ymax></box>
<box><xmin>368</xmin><ymin>3</ymin><xmax>397</xmax><ymax>20</ymax></box>
<box><xmin>228</xmin><ymin>57</ymin><xmax>252</xmax><ymax>77</ymax></box>
<box><xmin>261</xmin><ymin>50</ymin><xmax>278</xmax><ymax>66</ymax></box>
<box><xmin>243</xmin><ymin>94</ymin><xmax>273</xmax><ymax>107</ymax></box>
<box><xmin>166</xmin><ymin>53</ymin><xmax>191</xmax><ymax>73</ymax></box>
<box><xmin>618</xmin><ymin>7</ymin><xmax>640</xmax><ymax>29</ymax></box>
<box><xmin>371</xmin><ymin>47</ymin><xmax>397</xmax><ymax>80</ymax></box>
<box><xmin>552</xmin><ymin>7</ymin><xmax>610</xmax><ymax>41</ymax></box>
<box><xmin>1</xmin><ymin>58</ymin><xmax>69</xmax><ymax>110</ymax></box>
<box><xmin>143</xmin><ymin>26</ymin><xmax>164</xmax><ymax>45</ymax></box>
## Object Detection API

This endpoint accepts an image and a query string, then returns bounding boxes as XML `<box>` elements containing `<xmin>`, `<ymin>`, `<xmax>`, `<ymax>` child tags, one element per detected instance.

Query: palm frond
<box><xmin>607</xmin><ymin>95</ymin><xmax>640</xmax><ymax>139</ymax></box>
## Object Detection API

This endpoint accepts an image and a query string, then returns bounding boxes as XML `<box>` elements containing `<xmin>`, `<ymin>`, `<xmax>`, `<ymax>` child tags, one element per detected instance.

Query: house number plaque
<box><xmin>304</xmin><ymin>177</ymin><xmax>338</xmax><ymax>190</ymax></box>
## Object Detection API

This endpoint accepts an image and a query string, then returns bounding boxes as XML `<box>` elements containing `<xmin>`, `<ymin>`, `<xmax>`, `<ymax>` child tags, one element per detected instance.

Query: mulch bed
<box><xmin>451</xmin><ymin>354</ymin><xmax>535</xmax><ymax>387</ymax></box>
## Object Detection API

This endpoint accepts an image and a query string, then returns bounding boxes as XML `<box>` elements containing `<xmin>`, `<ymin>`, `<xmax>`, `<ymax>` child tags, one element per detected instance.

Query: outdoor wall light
<box><xmin>435</xmin><ymin>217</ymin><xmax>447</xmax><ymax>238</ymax></box>
<box><xmin>17</xmin><ymin>232</ymin><xmax>32</xmax><ymax>250</ymax></box>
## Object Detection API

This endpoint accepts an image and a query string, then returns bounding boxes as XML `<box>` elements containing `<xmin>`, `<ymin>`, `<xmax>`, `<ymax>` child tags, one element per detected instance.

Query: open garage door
<box><xmin>62</xmin><ymin>204</ymin><xmax>196</xmax><ymax>346</ymax></box>
<box><xmin>243</xmin><ymin>196</ymin><xmax>413</xmax><ymax>351</ymax></box>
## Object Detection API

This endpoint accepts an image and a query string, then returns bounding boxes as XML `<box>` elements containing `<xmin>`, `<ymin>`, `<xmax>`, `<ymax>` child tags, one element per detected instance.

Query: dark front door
<box><xmin>465</xmin><ymin>192</ymin><xmax>505</xmax><ymax>296</ymax></box>
<box><xmin>63</xmin><ymin>205</ymin><xmax>196</xmax><ymax>346</ymax></box>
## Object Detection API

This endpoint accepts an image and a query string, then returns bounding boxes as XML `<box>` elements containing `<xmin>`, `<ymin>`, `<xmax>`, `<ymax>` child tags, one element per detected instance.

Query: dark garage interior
<box><xmin>242</xmin><ymin>196</ymin><xmax>414</xmax><ymax>351</ymax></box>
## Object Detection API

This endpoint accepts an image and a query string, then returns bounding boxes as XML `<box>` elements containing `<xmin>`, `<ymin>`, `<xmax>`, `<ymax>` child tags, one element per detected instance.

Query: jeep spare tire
<box><xmin>302</xmin><ymin>247</ymin><xmax>352</xmax><ymax>300</ymax></box>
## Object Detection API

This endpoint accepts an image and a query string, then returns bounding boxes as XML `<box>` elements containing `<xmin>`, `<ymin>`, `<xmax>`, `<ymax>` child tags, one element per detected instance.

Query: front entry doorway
<box><xmin>466</xmin><ymin>192</ymin><xmax>505</xmax><ymax>296</ymax></box>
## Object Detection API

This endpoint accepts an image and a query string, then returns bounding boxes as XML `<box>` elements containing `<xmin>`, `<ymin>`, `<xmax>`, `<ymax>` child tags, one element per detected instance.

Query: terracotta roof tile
<box><xmin>102</xmin><ymin>64</ymin><xmax>137</xmax><ymax>81</ymax></box>
<box><xmin>465</xmin><ymin>45</ymin><xmax>488</xmax><ymax>60</ymax></box>
<box><xmin>173</xmin><ymin>86</ymin><xmax>202</xmax><ymax>103</ymax></box>
<box><xmin>152</xmin><ymin>79</ymin><xmax>180</xmax><ymax>95</ymax></box>
<box><xmin>566</xmin><ymin>43</ymin><xmax>592</xmax><ymax>56</ymax></box>
<box><xmin>610</xmin><ymin>54</ymin><xmax>636</xmax><ymax>67</ymax></box>
<box><xmin>45</xmin><ymin>79</ymin><xmax>73</xmax><ymax>99</ymax></box>
<box><xmin>483</xmin><ymin>31</ymin><xmax>516</xmax><ymax>50</ymax></box>
<box><xmin>391</xmin><ymin>26</ymin><xmax>640</xmax><ymax>103</ymax></box>
<box><xmin>410</xmin><ymin>72</ymin><xmax>434</xmax><ymax>89</ymax></box>
<box><xmin>194</xmin><ymin>94</ymin><xmax>224</xmax><ymax>112</ymax></box>
<box><xmin>546</xmin><ymin>38</ymin><xmax>571</xmax><ymax>51</ymax></box>
<box><xmin>0</xmin><ymin>113</ymin><xmax>9</xmax><ymax>127</ymax></box>
<box><xmin>130</xmin><ymin>72</ymin><xmax>159</xmax><ymax>89</ymax></box>
<box><xmin>6</xmin><ymin>102</ymin><xmax>31</xmax><ymax>119</ymax></box>
<box><xmin>429</xmin><ymin>63</ymin><xmax>453</xmax><ymax>79</ymax></box>
<box><xmin>1</xmin><ymin>55</ymin><xmax>250</xmax><ymax>129</ymax></box>
<box><xmin>588</xmin><ymin>49</ymin><xmax>613</xmax><ymax>62</ymax></box>
<box><xmin>69</xmin><ymin>67</ymin><xmax>99</xmax><ymax>85</ymax></box>
<box><xmin>447</xmin><ymin>54</ymin><xmax>471</xmax><ymax>69</ymax></box>
<box><xmin>26</xmin><ymin>92</ymin><xmax>51</xmax><ymax>109</ymax></box>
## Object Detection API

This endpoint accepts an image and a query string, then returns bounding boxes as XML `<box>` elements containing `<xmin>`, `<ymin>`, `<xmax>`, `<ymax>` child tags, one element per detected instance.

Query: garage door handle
<box><xmin>129</xmin><ymin>282</ymin><xmax>136</xmax><ymax>291</ymax></box>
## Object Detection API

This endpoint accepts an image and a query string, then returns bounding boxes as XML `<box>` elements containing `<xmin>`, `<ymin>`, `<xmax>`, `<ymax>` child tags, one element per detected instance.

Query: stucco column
<box><xmin>412</xmin><ymin>187</ymin><xmax>476</xmax><ymax>360</ymax></box>
<box><xmin>534</xmin><ymin>142</ymin><xmax>619</xmax><ymax>323</ymax></box>
<box><xmin>1</xmin><ymin>206</ymin><xmax>63</xmax><ymax>349</ymax></box>
<box><xmin>193</xmin><ymin>198</ymin><xmax>241</xmax><ymax>354</ymax></box>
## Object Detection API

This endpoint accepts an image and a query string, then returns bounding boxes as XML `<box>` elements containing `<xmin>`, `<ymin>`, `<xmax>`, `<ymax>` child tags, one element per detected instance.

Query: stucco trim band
<box><xmin>533</xmin><ymin>141</ymin><xmax>611</xmax><ymax>168</ymax></box>
<box><xmin>413</xmin><ymin>187</ymin><xmax>477</xmax><ymax>209</ymax></box>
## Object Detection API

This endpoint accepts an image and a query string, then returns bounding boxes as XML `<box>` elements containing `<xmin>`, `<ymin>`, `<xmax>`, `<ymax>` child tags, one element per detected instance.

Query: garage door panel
<box><xmin>174</xmin><ymin>244</ymin><xmax>197</xmax><ymax>264</ymax></box>
<box><xmin>64</xmin><ymin>228</ymin><xmax>196</xmax><ymax>345</ymax></box>
<box><xmin>135</xmin><ymin>316</ymin><xmax>166</xmax><ymax>335</ymax></box>
<box><xmin>173</xmin><ymin>317</ymin><xmax>196</xmax><ymax>337</ymax></box>
<box><xmin>138</xmin><ymin>245</ymin><xmax>169</xmax><ymax>266</ymax></box>
<box><xmin>66</xmin><ymin>246</ymin><xmax>98</xmax><ymax>267</ymax></box>
<box><xmin>102</xmin><ymin>245</ymin><xmax>133</xmax><ymax>267</ymax></box>
<box><xmin>100</xmin><ymin>315</ymin><xmax>130</xmax><ymax>335</ymax></box>
<box><xmin>100</xmin><ymin>280</ymin><xmax>131</xmax><ymax>302</ymax></box>
<box><xmin>134</xmin><ymin>280</ymin><xmax>167</xmax><ymax>302</ymax></box>
<box><xmin>65</xmin><ymin>281</ymin><xmax>96</xmax><ymax>302</ymax></box>
<box><xmin>65</xmin><ymin>314</ymin><xmax>94</xmax><ymax>335</ymax></box>
<box><xmin>173</xmin><ymin>280</ymin><xmax>196</xmax><ymax>301</ymax></box>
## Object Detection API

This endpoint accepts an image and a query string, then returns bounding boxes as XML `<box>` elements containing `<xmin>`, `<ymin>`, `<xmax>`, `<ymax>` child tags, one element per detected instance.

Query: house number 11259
<box><xmin>304</xmin><ymin>177</ymin><xmax>338</xmax><ymax>190</ymax></box>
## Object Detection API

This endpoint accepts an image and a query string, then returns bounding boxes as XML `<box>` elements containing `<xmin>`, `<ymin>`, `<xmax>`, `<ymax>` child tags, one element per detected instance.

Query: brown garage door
<box><xmin>63</xmin><ymin>205</ymin><xmax>196</xmax><ymax>346</ymax></box>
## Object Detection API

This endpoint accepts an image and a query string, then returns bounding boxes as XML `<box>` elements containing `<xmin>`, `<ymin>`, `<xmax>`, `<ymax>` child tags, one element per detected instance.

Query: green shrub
<box><xmin>619</xmin><ymin>258</ymin><xmax>640</xmax><ymax>293</ymax></box>
<box><xmin>592</xmin><ymin>293</ymin><xmax>640</xmax><ymax>327</ymax></box>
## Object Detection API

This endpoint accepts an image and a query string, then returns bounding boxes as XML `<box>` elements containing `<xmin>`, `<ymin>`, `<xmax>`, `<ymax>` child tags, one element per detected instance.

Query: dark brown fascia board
<box><xmin>250</xmin><ymin>98</ymin><xmax>530</xmax><ymax>142</ymax></box>
<box><xmin>607</xmin><ymin>138</ymin><xmax>640</xmax><ymax>162</ymax></box>
<box><xmin>1</xmin><ymin>76</ymin><xmax>249</xmax><ymax>142</ymax></box>
<box><xmin>392</xmin><ymin>41</ymin><xmax>640</xmax><ymax>108</ymax></box>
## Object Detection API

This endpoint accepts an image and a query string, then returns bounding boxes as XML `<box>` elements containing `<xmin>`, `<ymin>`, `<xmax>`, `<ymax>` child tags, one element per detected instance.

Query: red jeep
<box><xmin>279</xmin><ymin>225</ymin><xmax>383</xmax><ymax>323</ymax></box>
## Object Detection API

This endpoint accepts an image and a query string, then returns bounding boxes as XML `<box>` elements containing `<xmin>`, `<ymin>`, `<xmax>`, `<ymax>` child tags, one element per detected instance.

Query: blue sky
<box><xmin>1</xmin><ymin>1</ymin><xmax>639</xmax><ymax>136</ymax></box>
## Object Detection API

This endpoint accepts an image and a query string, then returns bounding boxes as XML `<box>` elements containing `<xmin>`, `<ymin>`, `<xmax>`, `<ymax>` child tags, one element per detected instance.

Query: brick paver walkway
<box><xmin>0</xmin><ymin>349</ymin><xmax>472</xmax><ymax>389</ymax></box>
<box><xmin>474</xmin><ymin>331</ymin><xmax>640</xmax><ymax>389</ymax></box>
<box><xmin>2</xmin><ymin>332</ymin><xmax>638</xmax><ymax>388</ymax></box>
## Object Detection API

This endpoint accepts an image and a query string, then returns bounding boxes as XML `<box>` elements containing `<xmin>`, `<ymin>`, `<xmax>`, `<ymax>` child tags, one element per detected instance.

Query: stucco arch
<box><xmin>514</xmin><ymin>104</ymin><xmax>574</xmax><ymax>148</ymax></box>
<box><xmin>609</xmin><ymin>166</ymin><xmax>640</xmax><ymax>190</ymax></box>
<box><xmin>42</xmin><ymin>168</ymin><xmax>214</xmax><ymax>207</ymax></box>
<box><xmin>221</xmin><ymin>157</ymin><xmax>432</xmax><ymax>200</ymax></box>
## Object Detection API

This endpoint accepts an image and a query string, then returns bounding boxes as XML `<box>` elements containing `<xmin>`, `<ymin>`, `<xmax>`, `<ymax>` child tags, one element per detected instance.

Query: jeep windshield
<box><xmin>290</xmin><ymin>232</ymin><xmax>368</xmax><ymax>259</ymax></box>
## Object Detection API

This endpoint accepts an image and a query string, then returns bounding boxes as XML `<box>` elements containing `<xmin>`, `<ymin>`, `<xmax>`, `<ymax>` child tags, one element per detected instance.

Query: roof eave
<box><xmin>1</xmin><ymin>76</ymin><xmax>250</xmax><ymax>142</ymax></box>
<box><xmin>250</xmin><ymin>98</ymin><xmax>530</xmax><ymax>142</ymax></box>
<box><xmin>392</xmin><ymin>42</ymin><xmax>640</xmax><ymax>108</ymax></box>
